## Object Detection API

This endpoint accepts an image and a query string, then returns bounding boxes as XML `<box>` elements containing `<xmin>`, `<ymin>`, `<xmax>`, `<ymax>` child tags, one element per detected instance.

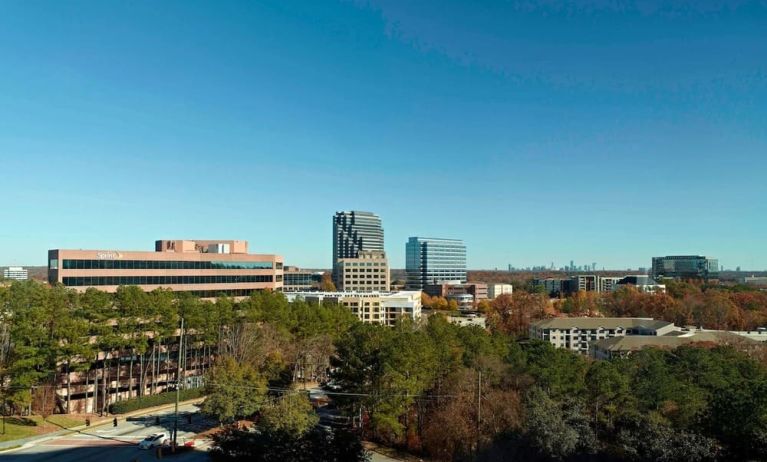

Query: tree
<box><xmin>259</xmin><ymin>393</ymin><xmax>318</xmax><ymax>436</ymax></box>
<box><xmin>320</xmin><ymin>273</ymin><xmax>337</xmax><ymax>292</ymax></box>
<box><xmin>202</xmin><ymin>357</ymin><xmax>267</xmax><ymax>424</ymax></box>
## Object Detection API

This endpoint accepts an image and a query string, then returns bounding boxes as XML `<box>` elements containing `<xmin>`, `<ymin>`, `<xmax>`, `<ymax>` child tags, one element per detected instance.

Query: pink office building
<box><xmin>48</xmin><ymin>239</ymin><xmax>283</xmax><ymax>297</ymax></box>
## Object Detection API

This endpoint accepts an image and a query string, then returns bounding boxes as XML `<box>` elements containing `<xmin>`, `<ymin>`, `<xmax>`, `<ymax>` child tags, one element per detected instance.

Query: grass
<box><xmin>0</xmin><ymin>414</ymin><xmax>83</xmax><ymax>443</ymax></box>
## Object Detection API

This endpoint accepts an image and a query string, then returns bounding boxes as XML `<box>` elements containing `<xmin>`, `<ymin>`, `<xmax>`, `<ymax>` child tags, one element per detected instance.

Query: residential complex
<box><xmin>530</xmin><ymin>317</ymin><xmax>677</xmax><ymax>354</ymax></box>
<box><xmin>332</xmin><ymin>211</ymin><xmax>385</xmax><ymax>286</ymax></box>
<box><xmin>285</xmin><ymin>291</ymin><xmax>421</xmax><ymax>326</ymax></box>
<box><xmin>405</xmin><ymin>237</ymin><xmax>466</xmax><ymax>289</ymax></box>
<box><xmin>591</xmin><ymin>331</ymin><xmax>759</xmax><ymax>360</ymax></box>
<box><xmin>336</xmin><ymin>250</ymin><xmax>390</xmax><ymax>292</ymax></box>
<box><xmin>48</xmin><ymin>239</ymin><xmax>284</xmax><ymax>296</ymax></box>
<box><xmin>3</xmin><ymin>266</ymin><xmax>28</xmax><ymax>281</ymax></box>
<box><xmin>652</xmin><ymin>255</ymin><xmax>719</xmax><ymax>279</ymax></box>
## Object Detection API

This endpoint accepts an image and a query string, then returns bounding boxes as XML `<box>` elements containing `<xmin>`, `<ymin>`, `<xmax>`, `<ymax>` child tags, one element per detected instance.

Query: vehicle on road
<box><xmin>138</xmin><ymin>433</ymin><xmax>168</xmax><ymax>450</ymax></box>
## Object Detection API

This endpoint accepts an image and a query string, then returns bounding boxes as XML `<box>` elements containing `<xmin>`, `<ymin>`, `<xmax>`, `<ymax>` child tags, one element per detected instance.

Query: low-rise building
<box><xmin>616</xmin><ymin>275</ymin><xmax>666</xmax><ymax>293</ymax></box>
<box><xmin>283</xmin><ymin>266</ymin><xmax>323</xmax><ymax>292</ymax></box>
<box><xmin>743</xmin><ymin>276</ymin><xmax>767</xmax><ymax>286</ymax></box>
<box><xmin>530</xmin><ymin>317</ymin><xmax>678</xmax><ymax>354</ymax></box>
<box><xmin>487</xmin><ymin>283</ymin><xmax>513</xmax><ymax>299</ymax></box>
<box><xmin>446</xmin><ymin>314</ymin><xmax>487</xmax><ymax>328</ymax></box>
<box><xmin>284</xmin><ymin>291</ymin><xmax>421</xmax><ymax>326</ymax></box>
<box><xmin>3</xmin><ymin>266</ymin><xmax>28</xmax><ymax>281</ymax></box>
<box><xmin>599</xmin><ymin>276</ymin><xmax>623</xmax><ymax>293</ymax></box>
<box><xmin>591</xmin><ymin>331</ymin><xmax>759</xmax><ymax>360</ymax></box>
<box><xmin>48</xmin><ymin>239</ymin><xmax>283</xmax><ymax>297</ymax></box>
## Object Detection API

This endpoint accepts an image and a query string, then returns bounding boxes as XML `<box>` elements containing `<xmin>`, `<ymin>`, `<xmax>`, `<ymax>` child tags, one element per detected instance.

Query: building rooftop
<box><xmin>532</xmin><ymin>317</ymin><xmax>673</xmax><ymax>330</ymax></box>
<box><xmin>593</xmin><ymin>331</ymin><xmax>758</xmax><ymax>352</ymax></box>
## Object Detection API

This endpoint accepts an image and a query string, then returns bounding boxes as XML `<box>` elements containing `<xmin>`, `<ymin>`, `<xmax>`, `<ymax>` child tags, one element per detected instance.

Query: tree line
<box><xmin>0</xmin><ymin>280</ymin><xmax>356</xmax><ymax>416</ymax></box>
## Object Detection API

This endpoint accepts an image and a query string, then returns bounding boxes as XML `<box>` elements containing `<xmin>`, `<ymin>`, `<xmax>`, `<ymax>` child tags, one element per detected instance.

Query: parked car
<box><xmin>138</xmin><ymin>433</ymin><xmax>167</xmax><ymax>450</ymax></box>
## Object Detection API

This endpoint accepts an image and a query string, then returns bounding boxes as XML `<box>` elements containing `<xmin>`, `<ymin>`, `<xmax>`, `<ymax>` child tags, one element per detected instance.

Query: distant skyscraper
<box><xmin>405</xmin><ymin>237</ymin><xmax>467</xmax><ymax>289</ymax></box>
<box><xmin>332</xmin><ymin>211</ymin><xmax>385</xmax><ymax>286</ymax></box>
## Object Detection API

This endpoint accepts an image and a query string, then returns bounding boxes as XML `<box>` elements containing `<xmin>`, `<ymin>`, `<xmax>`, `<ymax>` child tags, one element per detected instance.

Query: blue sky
<box><xmin>1</xmin><ymin>0</ymin><xmax>765</xmax><ymax>270</ymax></box>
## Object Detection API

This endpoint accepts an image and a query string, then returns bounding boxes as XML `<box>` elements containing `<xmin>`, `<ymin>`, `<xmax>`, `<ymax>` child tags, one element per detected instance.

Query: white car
<box><xmin>138</xmin><ymin>433</ymin><xmax>167</xmax><ymax>450</ymax></box>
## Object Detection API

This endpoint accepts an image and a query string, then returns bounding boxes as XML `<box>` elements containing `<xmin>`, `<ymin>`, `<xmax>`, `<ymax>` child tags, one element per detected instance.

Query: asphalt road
<box><xmin>2</xmin><ymin>403</ymin><xmax>213</xmax><ymax>462</ymax></box>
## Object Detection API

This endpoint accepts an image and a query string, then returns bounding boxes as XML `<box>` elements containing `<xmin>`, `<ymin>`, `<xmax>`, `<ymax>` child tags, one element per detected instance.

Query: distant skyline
<box><xmin>1</xmin><ymin>1</ymin><xmax>765</xmax><ymax>270</ymax></box>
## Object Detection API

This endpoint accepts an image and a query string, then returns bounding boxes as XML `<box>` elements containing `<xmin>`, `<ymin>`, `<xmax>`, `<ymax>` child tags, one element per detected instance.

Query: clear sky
<box><xmin>1</xmin><ymin>1</ymin><xmax>765</xmax><ymax>270</ymax></box>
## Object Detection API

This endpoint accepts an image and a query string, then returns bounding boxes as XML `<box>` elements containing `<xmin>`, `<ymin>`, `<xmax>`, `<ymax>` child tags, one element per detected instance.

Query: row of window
<box><xmin>60</xmin><ymin>259</ymin><xmax>277</xmax><ymax>270</ymax></box>
<box><xmin>62</xmin><ymin>275</ymin><xmax>276</xmax><ymax>286</ymax></box>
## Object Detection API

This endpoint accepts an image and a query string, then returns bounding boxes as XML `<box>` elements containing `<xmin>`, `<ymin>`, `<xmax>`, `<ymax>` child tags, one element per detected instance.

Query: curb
<box><xmin>0</xmin><ymin>397</ymin><xmax>206</xmax><ymax>451</ymax></box>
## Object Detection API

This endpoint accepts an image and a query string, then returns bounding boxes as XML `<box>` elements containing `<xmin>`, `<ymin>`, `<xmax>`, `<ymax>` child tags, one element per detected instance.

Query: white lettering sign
<box><xmin>96</xmin><ymin>251</ymin><xmax>121</xmax><ymax>260</ymax></box>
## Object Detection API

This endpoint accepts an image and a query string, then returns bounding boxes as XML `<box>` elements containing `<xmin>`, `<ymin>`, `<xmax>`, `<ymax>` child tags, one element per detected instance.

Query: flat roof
<box><xmin>532</xmin><ymin>317</ymin><xmax>673</xmax><ymax>330</ymax></box>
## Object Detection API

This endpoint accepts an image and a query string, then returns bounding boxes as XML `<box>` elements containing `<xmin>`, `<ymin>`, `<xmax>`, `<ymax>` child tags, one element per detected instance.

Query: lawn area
<box><xmin>0</xmin><ymin>414</ymin><xmax>83</xmax><ymax>443</ymax></box>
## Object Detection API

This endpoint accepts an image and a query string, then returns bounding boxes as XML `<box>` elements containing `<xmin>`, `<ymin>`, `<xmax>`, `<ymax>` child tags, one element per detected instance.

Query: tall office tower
<box><xmin>405</xmin><ymin>237</ymin><xmax>467</xmax><ymax>290</ymax></box>
<box><xmin>333</xmin><ymin>211</ymin><xmax>385</xmax><ymax>286</ymax></box>
<box><xmin>651</xmin><ymin>255</ymin><xmax>719</xmax><ymax>280</ymax></box>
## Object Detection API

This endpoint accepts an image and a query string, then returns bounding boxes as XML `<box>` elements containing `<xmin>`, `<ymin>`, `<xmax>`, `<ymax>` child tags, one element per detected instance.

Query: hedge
<box><xmin>109</xmin><ymin>388</ymin><xmax>205</xmax><ymax>414</ymax></box>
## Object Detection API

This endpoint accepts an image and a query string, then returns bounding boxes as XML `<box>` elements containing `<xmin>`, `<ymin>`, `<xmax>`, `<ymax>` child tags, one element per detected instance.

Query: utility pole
<box><xmin>173</xmin><ymin>317</ymin><xmax>184</xmax><ymax>448</ymax></box>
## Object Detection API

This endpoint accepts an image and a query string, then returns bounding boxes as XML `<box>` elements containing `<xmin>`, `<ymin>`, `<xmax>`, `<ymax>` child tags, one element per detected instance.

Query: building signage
<box><xmin>96</xmin><ymin>251</ymin><xmax>122</xmax><ymax>260</ymax></box>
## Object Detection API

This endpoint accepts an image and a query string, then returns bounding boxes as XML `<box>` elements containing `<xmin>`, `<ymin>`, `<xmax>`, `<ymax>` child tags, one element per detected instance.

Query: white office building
<box><xmin>3</xmin><ymin>267</ymin><xmax>28</xmax><ymax>281</ymax></box>
<box><xmin>285</xmin><ymin>291</ymin><xmax>421</xmax><ymax>326</ymax></box>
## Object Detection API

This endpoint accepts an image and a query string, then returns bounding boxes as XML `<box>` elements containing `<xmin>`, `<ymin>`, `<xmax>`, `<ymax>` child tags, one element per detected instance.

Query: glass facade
<box><xmin>61</xmin><ymin>259</ymin><xmax>273</xmax><ymax>270</ymax></box>
<box><xmin>406</xmin><ymin>237</ymin><xmax>467</xmax><ymax>289</ymax></box>
<box><xmin>651</xmin><ymin>256</ymin><xmax>719</xmax><ymax>279</ymax></box>
<box><xmin>332</xmin><ymin>211</ymin><xmax>384</xmax><ymax>284</ymax></box>
<box><xmin>63</xmin><ymin>275</ymin><xmax>274</xmax><ymax>286</ymax></box>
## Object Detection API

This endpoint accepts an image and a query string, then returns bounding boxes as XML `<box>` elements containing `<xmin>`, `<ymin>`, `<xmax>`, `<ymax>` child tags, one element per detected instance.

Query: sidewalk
<box><xmin>0</xmin><ymin>397</ymin><xmax>205</xmax><ymax>451</ymax></box>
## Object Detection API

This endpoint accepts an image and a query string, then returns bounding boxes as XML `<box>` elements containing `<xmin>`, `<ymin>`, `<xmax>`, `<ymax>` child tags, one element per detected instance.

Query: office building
<box><xmin>652</xmin><ymin>255</ymin><xmax>719</xmax><ymax>279</ymax></box>
<box><xmin>616</xmin><ymin>275</ymin><xmax>666</xmax><ymax>293</ymax></box>
<box><xmin>285</xmin><ymin>291</ymin><xmax>421</xmax><ymax>326</ymax></box>
<box><xmin>3</xmin><ymin>266</ymin><xmax>28</xmax><ymax>281</ymax></box>
<box><xmin>405</xmin><ymin>237</ymin><xmax>467</xmax><ymax>289</ymax></box>
<box><xmin>283</xmin><ymin>266</ymin><xmax>323</xmax><ymax>292</ymax></box>
<box><xmin>48</xmin><ymin>239</ymin><xmax>283</xmax><ymax>297</ymax></box>
<box><xmin>425</xmin><ymin>282</ymin><xmax>487</xmax><ymax>307</ymax></box>
<box><xmin>532</xmin><ymin>278</ymin><xmax>566</xmax><ymax>297</ymax></box>
<box><xmin>744</xmin><ymin>276</ymin><xmax>767</xmax><ymax>286</ymax></box>
<box><xmin>332</xmin><ymin>211</ymin><xmax>384</xmax><ymax>286</ymax></box>
<box><xmin>599</xmin><ymin>277</ymin><xmax>623</xmax><ymax>293</ymax></box>
<box><xmin>336</xmin><ymin>250</ymin><xmax>390</xmax><ymax>292</ymax></box>
<box><xmin>487</xmin><ymin>283</ymin><xmax>513</xmax><ymax>299</ymax></box>
<box><xmin>530</xmin><ymin>317</ymin><xmax>677</xmax><ymax>355</ymax></box>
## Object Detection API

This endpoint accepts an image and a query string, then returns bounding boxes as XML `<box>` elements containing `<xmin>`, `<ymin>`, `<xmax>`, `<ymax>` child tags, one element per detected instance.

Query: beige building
<box><xmin>285</xmin><ymin>291</ymin><xmax>421</xmax><ymax>326</ymax></box>
<box><xmin>336</xmin><ymin>250</ymin><xmax>390</xmax><ymax>292</ymax></box>
<box><xmin>591</xmin><ymin>331</ymin><xmax>759</xmax><ymax>360</ymax></box>
<box><xmin>48</xmin><ymin>239</ymin><xmax>283</xmax><ymax>297</ymax></box>
<box><xmin>530</xmin><ymin>317</ymin><xmax>678</xmax><ymax>354</ymax></box>
<box><xmin>487</xmin><ymin>283</ymin><xmax>513</xmax><ymax>299</ymax></box>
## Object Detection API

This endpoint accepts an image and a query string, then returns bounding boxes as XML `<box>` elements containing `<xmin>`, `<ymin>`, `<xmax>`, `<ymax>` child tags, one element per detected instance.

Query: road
<box><xmin>2</xmin><ymin>403</ymin><xmax>213</xmax><ymax>462</ymax></box>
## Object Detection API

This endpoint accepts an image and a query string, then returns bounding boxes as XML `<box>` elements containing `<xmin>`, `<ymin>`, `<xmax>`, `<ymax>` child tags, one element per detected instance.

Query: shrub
<box><xmin>110</xmin><ymin>388</ymin><xmax>204</xmax><ymax>414</ymax></box>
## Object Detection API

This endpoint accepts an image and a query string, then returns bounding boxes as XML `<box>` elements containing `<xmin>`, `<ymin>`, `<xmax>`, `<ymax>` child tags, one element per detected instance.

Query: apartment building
<box><xmin>48</xmin><ymin>239</ymin><xmax>283</xmax><ymax>297</ymax></box>
<box><xmin>592</xmin><ymin>331</ymin><xmax>759</xmax><ymax>360</ymax></box>
<box><xmin>530</xmin><ymin>317</ymin><xmax>677</xmax><ymax>354</ymax></box>
<box><xmin>285</xmin><ymin>291</ymin><xmax>421</xmax><ymax>326</ymax></box>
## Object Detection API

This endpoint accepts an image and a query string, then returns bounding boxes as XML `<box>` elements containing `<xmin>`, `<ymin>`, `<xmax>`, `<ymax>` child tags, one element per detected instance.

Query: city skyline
<box><xmin>1</xmin><ymin>1</ymin><xmax>765</xmax><ymax>269</ymax></box>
